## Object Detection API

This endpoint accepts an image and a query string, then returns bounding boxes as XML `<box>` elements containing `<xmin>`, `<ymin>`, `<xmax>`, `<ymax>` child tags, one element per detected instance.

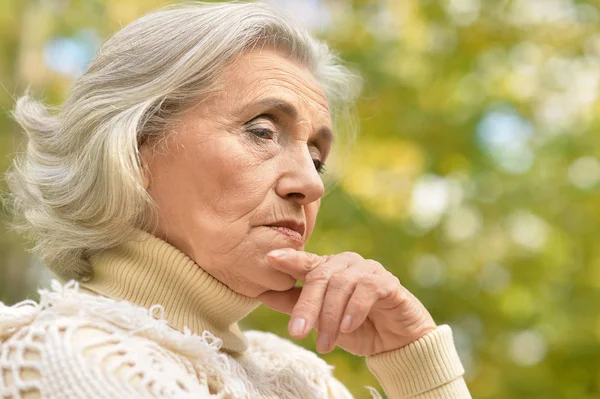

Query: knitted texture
<box><xmin>367</xmin><ymin>326</ymin><xmax>470</xmax><ymax>398</ymax></box>
<box><xmin>0</xmin><ymin>281</ymin><xmax>353</xmax><ymax>398</ymax></box>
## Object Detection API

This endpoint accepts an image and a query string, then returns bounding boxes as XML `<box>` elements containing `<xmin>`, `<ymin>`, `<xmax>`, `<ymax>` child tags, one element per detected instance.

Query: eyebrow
<box><xmin>254</xmin><ymin>97</ymin><xmax>334</xmax><ymax>144</ymax></box>
<box><xmin>256</xmin><ymin>98</ymin><xmax>298</xmax><ymax>118</ymax></box>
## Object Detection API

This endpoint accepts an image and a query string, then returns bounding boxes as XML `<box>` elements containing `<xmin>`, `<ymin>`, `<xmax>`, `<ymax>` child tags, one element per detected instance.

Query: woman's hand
<box><xmin>258</xmin><ymin>249</ymin><xmax>437</xmax><ymax>356</ymax></box>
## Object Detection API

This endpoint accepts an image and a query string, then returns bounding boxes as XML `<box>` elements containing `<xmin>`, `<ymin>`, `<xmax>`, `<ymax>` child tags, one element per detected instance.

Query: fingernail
<box><xmin>317</xmin><ymin>333</ymin><xmax>330</xmax><ymax>352</ymax></box>
<box><xmin>269</xmin><ymin>249</ymin><xmax>287</xmax><ymax>259</ymax></box>
<box><xmin>289</xmin><ymin>317</ymin><xmax>306</xmax><ymax>336</ymax></box>
<box><xmin>340</xmin><ymin>315</ymin><xmax>352</xmax><ymax>332</ymax></box>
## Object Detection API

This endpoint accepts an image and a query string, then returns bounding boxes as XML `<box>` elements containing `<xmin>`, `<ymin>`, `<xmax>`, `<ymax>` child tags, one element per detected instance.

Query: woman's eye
<box><xmin>313</xmin><ymin>159</ymin><xmax>326</xmax><ymax>174</ymax></box>
<box><xmin>248</xmin><ymin>128</ymin><xmax>275</xmax><ymax>140</ymax></box>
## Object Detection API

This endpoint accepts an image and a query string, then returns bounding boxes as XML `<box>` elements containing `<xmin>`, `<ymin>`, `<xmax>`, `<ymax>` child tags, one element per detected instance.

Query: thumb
<box><xmin>266</xmin><ymin>249</ymin><xmax>326</xmax><ymax>281</ymax></box>
<box><xmin>258</xmin><ymin>286</ymin><xmax>302</xmax><ymax>315</ymax></box>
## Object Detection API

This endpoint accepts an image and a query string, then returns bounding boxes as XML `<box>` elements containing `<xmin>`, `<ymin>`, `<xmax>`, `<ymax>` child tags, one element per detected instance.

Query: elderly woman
<box><xmin>0</xmin><ymin>2</ymin><xmax>470</xmax><ymax>398</ymax></box>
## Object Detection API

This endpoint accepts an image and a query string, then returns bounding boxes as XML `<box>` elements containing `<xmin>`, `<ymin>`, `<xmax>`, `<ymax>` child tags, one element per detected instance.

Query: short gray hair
<box><xmin>6</xmin><ymin>1</ymin><xmax>359</xmax><ymax>281</ymax></box>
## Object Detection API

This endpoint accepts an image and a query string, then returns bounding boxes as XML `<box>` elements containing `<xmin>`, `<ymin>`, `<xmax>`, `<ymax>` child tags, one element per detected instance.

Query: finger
<box><xmin>315</xmin><ymin>268</ymin><xmax>361</xmax><ymax>354</ymax></box>
<box><xmin>316</xmin><ymin>258</ymin><xmax>378</xmax><ymax>353</ymax></box>
<box><xmin>258</xmin><ymin>288</ymin><xmax>323</xmax><ymax>333</ymax></box>
<box><xmin>266</xmin><ymin>249</ymin><xmax>327</xmax><ymax>281</ymax></box>
<box><xmin>258</xmin><ymin>287</ymin><xmax>301</xmax><ymax>314</ymax></box>
<box><xmin>288</xmin><ymin>256</ymin><xmax>349</xmax><ymax>339</ymax></box>
<box><xmin>340</xmin><ymin>271</ymin><xmax>401</xmax><ymax>334</ymax></box>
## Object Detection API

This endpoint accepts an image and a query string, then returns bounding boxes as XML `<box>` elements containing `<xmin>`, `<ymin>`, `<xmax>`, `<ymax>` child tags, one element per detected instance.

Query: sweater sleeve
<box><xmin>0</xmin><ymin>317</ymin><xmax>214</xmax><ymax>399</ymax></box>
<box><xmin>366</xmin><ymin>325</ymin><xmax>471</xmax><ymax>399</ymax></box>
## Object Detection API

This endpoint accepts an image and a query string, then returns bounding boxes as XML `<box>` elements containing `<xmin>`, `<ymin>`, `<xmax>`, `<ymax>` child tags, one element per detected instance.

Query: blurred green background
<box><xmin>2</xmin><ymin>0</ymin><xmax>600</xmax><ymax>397</ymax></box>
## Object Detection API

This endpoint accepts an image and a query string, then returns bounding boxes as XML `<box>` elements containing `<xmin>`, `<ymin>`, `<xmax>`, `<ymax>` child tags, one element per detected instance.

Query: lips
<box><xmin>265</xmin><ymin>220</ymin><xmax>305</xmax><ymax>244</ymax></box>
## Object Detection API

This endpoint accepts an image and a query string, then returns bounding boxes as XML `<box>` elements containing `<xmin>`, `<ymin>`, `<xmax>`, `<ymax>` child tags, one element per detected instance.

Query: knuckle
<box><xmin>321</xmin><ymin>254</ymin><xmax>334</xmax><ymax>263</ymax></box>
<box><xmin>303</xmin><ymin>262</ymin><xmax>316</xmax><ymax>272</ymax></box>
<box><xmin>386</xmin><ymin>274</ymin><xmax>403</xmax><ymax>297</ymax></box>
<box><xmin>365</xmin><ymin>259</ymin><xmax>384</xmax><ymax>271</ymax></box>
<box><xmin>350</xmin><ymin>299</ymin><xmax>370</xmax><ymax>315</ymax></box>
<box><xmin>305</xmin><ymin>252</ymin><xmax>317</xmax><ymax>261</ymax></box>
<box><xmin>375</xmin><ymin>287</ymin><xmax>388</xmax><ymax>298</ymax></box>
<box><xmin>362</xmin><ymin>275</ymin><xmax>380</xmax><ymax>291</ymax></box>
<box><xmin>306</xmin><ymin>268</ymin><xmax>331</xmax><ymax>283</ymax></box>
<box><xmin>329</xmin><ymin>273</ymin><xmax>353</xmax><ymax>289</ymax></box>
<box><xmin>304</xmin><ymin>253</ymin><xmax>319</xmax><ymax>270</ymax></box>
<box><xmin>397</xmin><ymin>287</ymin><xmax>411</xmax><ymax>304</ymax></box>
<box><xmin>364</xmin><ymin>276</ymin><xmax>389</xmax><ymax>298</ymax></box>
<box><xmin>340</xmin><ymin>251</ymin><xmax>363</xmax><ymax>262</ymax></box>
<box><xmin>319</xmin><ymin>309</ymin><xmax>339</xmax><ymax>324</ymax></box>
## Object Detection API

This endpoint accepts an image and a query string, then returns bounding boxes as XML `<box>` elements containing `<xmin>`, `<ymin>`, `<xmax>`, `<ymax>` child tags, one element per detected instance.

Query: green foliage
<box><xmin>2</xmin><ymin>1</ymin><xmax>600</xmax><ymax>398</ymax></box>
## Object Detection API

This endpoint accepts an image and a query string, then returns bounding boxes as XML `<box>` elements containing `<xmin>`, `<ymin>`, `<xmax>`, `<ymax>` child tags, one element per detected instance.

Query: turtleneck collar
<box><xmin>82</xmin><ymin>230</ymin><xmax>261</xmax><ymax>353</ymax></box>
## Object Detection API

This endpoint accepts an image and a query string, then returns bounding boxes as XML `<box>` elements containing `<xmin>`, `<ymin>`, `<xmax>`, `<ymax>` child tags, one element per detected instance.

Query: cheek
<box><xmin>204</xmin><ymin>143</ymin><xmax>275</xmax><ymax>218</ymax></box>
<box><xmin>147</xmin><ymin>134</ymin><xmax>274</xmax><ymax>235</ymax></box>
<box><xmin>185</xmin><ymin>141</ymin><xmax>281</xmax><ymax>258</ymax></box>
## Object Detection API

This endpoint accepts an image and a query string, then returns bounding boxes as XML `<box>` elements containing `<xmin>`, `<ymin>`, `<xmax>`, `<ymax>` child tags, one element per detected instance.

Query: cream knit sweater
<box><xmin>0</xmin><ymin>231</ymin><xmax>471</xmax><ymax>398</ymax></box>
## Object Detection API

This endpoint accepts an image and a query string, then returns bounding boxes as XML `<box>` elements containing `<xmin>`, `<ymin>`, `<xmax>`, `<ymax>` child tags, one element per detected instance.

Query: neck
<box><xmin>82</xmin><ymin>230</ymin><xmax>260</xmax><ymax>353</ymax></box>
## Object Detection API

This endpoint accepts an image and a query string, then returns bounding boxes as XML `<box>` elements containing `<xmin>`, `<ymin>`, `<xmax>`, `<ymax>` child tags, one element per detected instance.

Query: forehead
<box><xmin>220</xmin><ymin>49</ymin><xmax>331</xmax><ymax>119</ymax></box>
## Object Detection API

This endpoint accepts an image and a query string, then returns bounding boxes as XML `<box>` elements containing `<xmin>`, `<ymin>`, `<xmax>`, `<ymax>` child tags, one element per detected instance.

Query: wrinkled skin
<box><xmin>140</xmin><ymin>49</ymin><xmax>436</xmax><ymax>356</ymax></box>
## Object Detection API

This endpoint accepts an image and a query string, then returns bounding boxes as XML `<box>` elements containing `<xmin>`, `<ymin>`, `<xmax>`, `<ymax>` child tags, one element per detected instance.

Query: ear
<box><xmin>138</xmin><ymin>144</ymin><xmax>152</xmax><ymax>190</ymax></box>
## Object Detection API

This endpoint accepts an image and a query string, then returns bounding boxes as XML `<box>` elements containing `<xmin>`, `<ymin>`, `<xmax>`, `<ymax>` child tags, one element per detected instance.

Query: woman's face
<box><xmin>140</xmin><ymin>49</ymin><xmax>332</xmax><ymax>297</ymax></box>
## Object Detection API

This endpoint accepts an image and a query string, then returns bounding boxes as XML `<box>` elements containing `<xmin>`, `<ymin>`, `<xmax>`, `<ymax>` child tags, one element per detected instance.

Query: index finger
<box><xmin>266</xmin><ymin>249</ymin><xmax>327</xmax><ymax>281</ymax></box>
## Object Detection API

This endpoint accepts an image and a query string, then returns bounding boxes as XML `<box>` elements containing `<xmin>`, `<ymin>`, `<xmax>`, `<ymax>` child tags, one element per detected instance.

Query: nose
<box><xmin>275</xmin><ymin>146</ymin><xmax>325</xmax><ymax>205</ymax></box>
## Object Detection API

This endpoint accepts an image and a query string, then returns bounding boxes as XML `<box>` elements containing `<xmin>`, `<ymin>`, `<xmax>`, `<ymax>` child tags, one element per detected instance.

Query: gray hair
<box><xmin>6</xmin><ymin>1</ymin><xmax>359</xmax><ymax>281</ymax></box>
